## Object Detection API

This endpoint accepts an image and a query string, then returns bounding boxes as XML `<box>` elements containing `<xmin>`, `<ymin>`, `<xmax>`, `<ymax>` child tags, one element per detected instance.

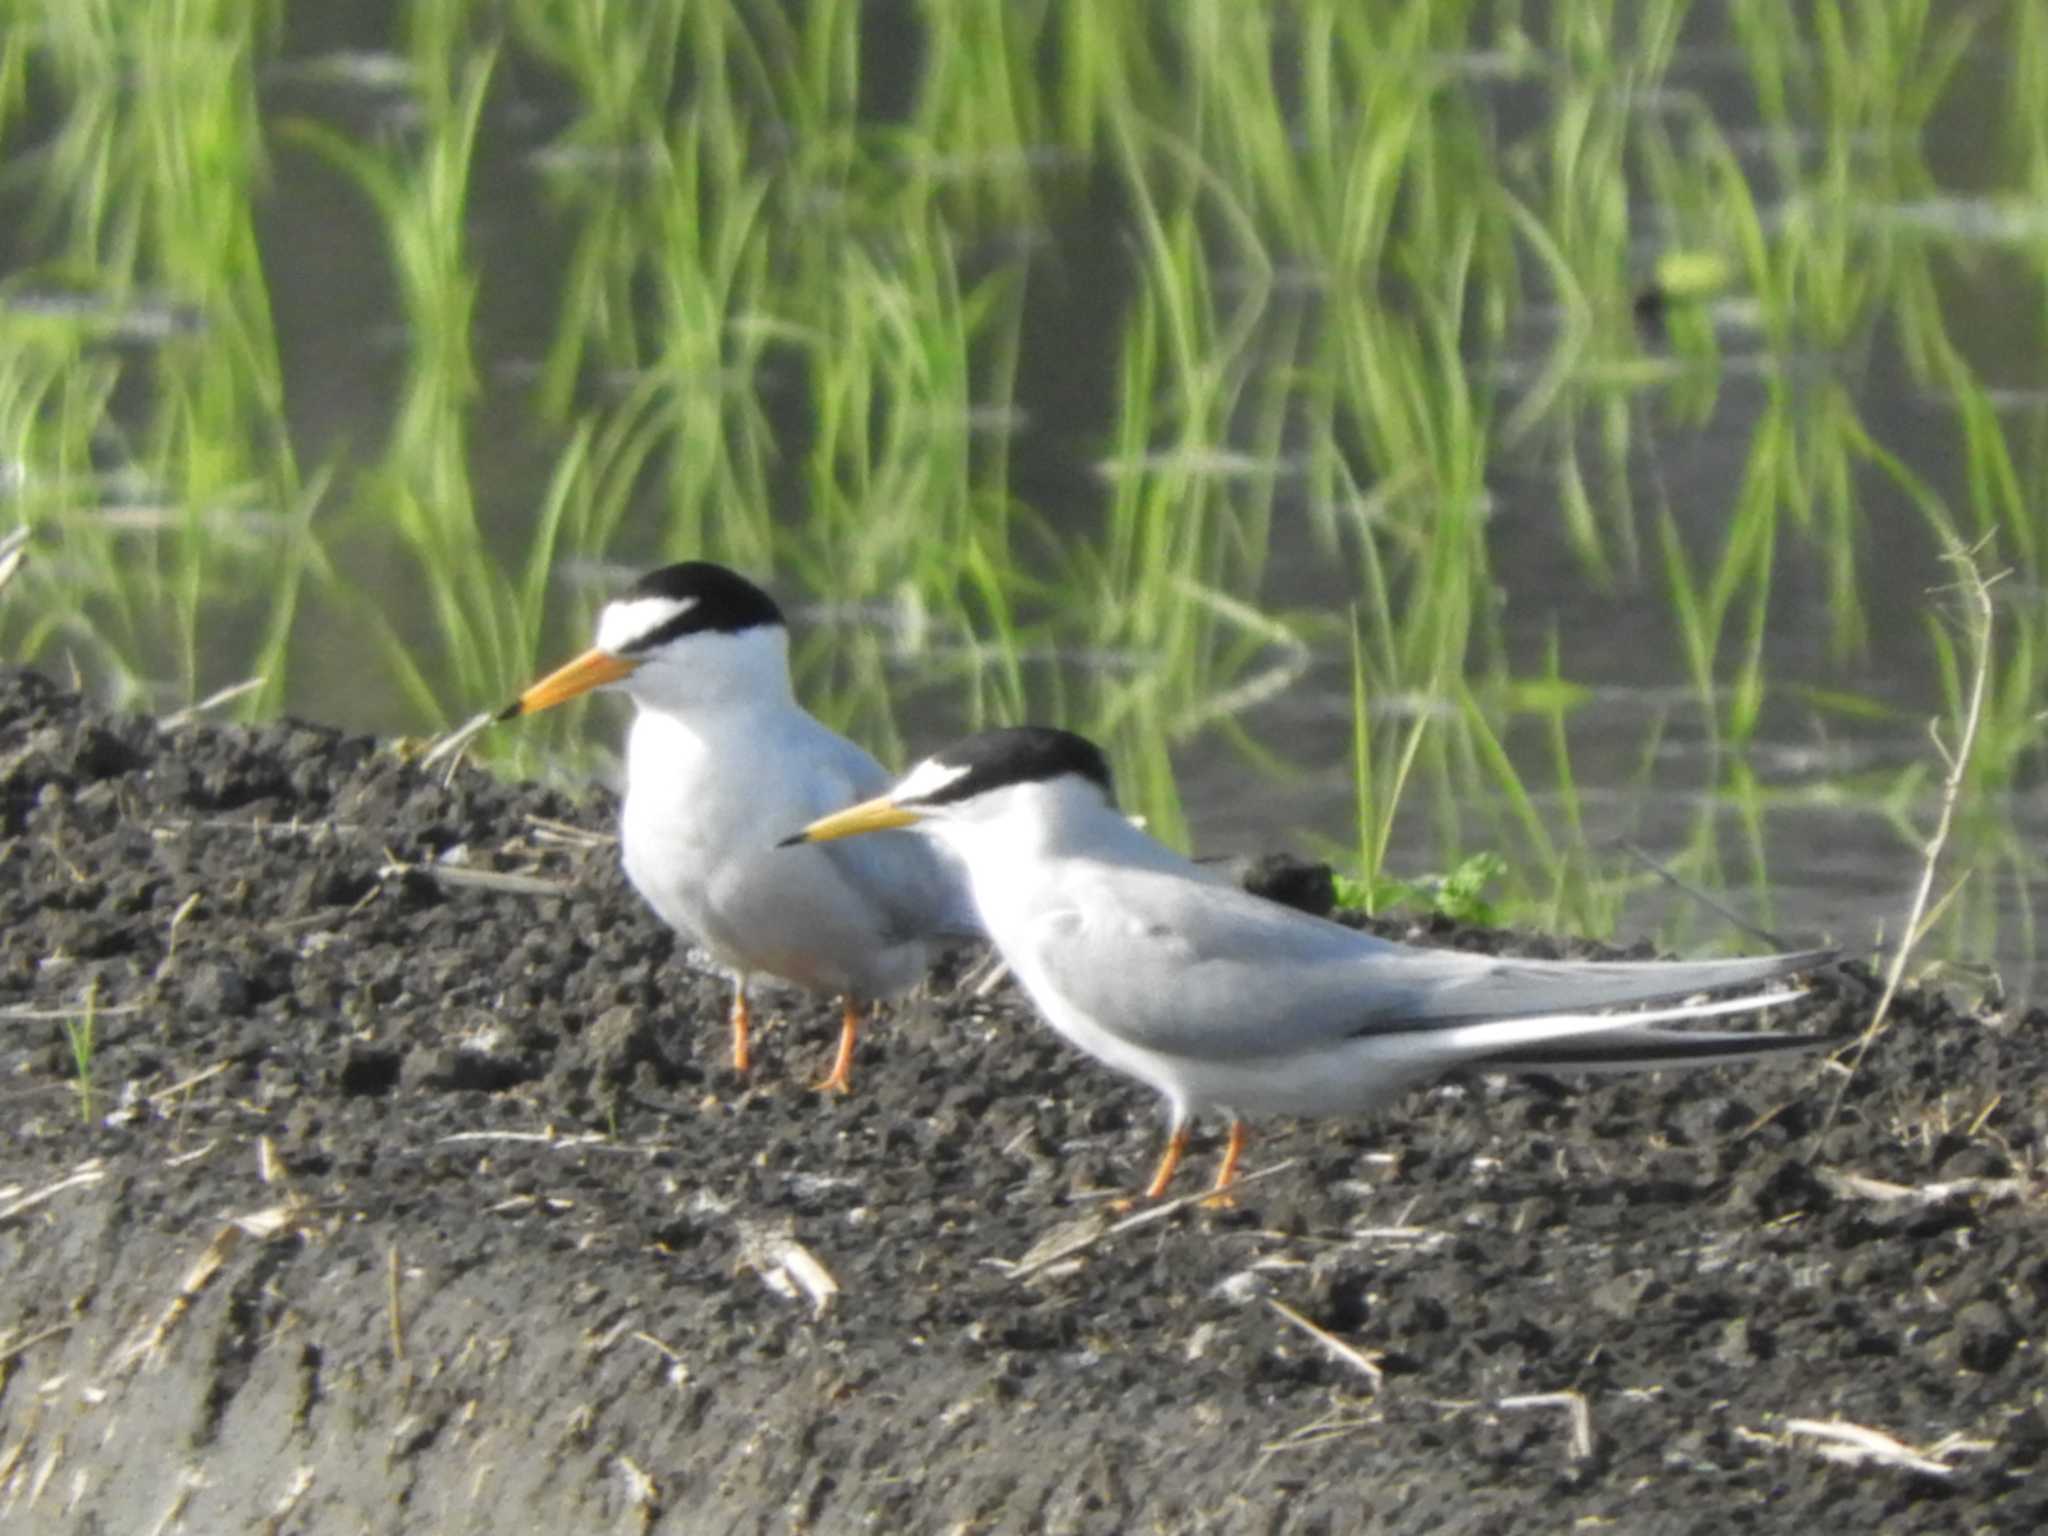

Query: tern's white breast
<box><xmin>619</xmin><ymin>705</ymin><xmax>925</xmax><ymax>997</ymax></box>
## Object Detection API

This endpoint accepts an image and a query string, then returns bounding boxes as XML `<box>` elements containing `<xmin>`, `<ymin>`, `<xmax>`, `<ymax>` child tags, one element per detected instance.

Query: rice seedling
<box><xmin>5</xmin><ymin>1</ymin><xmax>2046</xmax><ymax>990</ymax></box>
<box><xmin>62</xmin><ymin>983</ymin><xmax>99</xmax><ymax>1125</ymax></box>
<box><xmin>2</xmin><ymin>0</ymin><xmax>311</xmax><ymax>714</ymax></box>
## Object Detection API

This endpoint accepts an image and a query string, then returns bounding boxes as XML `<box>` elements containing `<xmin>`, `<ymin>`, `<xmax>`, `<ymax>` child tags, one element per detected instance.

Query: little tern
<box><xmin>501</xmin><ymin>562</ymin><xmax>977</xmax><ymax>1091</ymax></box>
<box><xmin>788</xmin><ymin>726</ymin><xmax>1842</xmax><ymax>1198</ymax></box>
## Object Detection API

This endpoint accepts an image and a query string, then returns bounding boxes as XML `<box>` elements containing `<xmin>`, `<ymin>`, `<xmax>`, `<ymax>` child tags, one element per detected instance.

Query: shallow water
<box><xmin>3</xmin><ymin>5</ymin><xmax>2043</xmax><ymax>994</ymax></box>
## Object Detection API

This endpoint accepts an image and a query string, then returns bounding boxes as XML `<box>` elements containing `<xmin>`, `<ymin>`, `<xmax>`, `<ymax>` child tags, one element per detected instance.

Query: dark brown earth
<box><xmin>3</xmin><ymin>666</ymin><xmax>2045</xmax><ymax>1534</ymax></box>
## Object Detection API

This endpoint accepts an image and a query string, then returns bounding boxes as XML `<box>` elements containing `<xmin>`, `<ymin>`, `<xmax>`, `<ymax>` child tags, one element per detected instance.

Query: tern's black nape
<box><xmin>615</xmin><ymin>562</ymin><xmax>786</xmax><ymax>653</ymax></box>
<box><xmin>906</xmin><ymin>726</ymin><xmax>1116</xmax><ymax>808</ymax></box>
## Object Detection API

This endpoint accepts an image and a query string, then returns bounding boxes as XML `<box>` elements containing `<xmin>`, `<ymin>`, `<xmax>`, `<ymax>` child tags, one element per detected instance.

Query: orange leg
<box><xmin>1203</xmin><ymin>1120</ymin><xmax>1250</xmax><ymax>1208</ymax></box>
<box><xmin>814</xmin><ymin>996</ymin><xmax>862</xmax><ymax>1095</ymax></box>
<box><xmin>1141</xmin><ymin>1119</ymin><xmax>1192</xmax><ymax>1201</ymax></box>
<box><xmin>729</xmin><ymin>985</ymin><xmax>752</xmax><ymax>1074</ymax></box>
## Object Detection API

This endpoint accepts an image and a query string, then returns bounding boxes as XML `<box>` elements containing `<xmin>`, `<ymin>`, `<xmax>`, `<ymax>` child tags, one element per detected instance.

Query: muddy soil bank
<box><xmin>2</xmin><ymin>667</ymin><xmax>2044</xmax><ymax>1534</ymax></box>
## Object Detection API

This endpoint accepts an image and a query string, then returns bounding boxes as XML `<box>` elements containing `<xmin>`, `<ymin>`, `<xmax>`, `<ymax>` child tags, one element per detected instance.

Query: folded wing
<box><xmin>1023</xmin><ymin>866</ymin><xmax>1833</xmax><ymax>1064</ymax></box>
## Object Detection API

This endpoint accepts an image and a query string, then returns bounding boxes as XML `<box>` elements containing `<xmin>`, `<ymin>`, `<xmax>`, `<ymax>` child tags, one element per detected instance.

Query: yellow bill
<box><xmin>779</xmin><ymin>795</ymin><xmax>924</xmax><ymax>847</ymax></box>
<box><xmin>498</xmin><ymin>647</ymin><xmax>639</xmax><ymax>720</ymax></box>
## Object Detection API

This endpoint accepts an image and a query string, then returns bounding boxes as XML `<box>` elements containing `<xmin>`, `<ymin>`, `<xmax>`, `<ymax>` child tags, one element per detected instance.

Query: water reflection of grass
<box><xmin>3</xmin><ymin>3</ymin><xmax>2045</xmax><ymax>987</ymax></box>
<box><xmin>3</xmin><ymin>0</ymin><xmax>314</xmax><ymax>715</ymax></box>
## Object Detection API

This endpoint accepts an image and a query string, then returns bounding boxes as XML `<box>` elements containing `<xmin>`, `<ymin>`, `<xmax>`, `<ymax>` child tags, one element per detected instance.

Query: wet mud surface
<box><xmin>3</xmin><ymin>666</ymin><xmax>2045</xmax><ymax>1533</ymax></box>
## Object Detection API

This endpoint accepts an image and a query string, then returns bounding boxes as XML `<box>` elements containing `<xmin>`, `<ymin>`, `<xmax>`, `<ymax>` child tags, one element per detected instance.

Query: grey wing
<box><xmin>1023</xmin><ymin>868</ymin><xmax>1832</xmax><ymax>1062</ymax></box>
<box><xmin>1020</xmin><ymin>869</ymin><xmax>1417</xmax><ymax>1061</ymax></box>
<box><xmin>802</xmin><ymin>729</ymin><xmax>983</xmax><ymax>941</ymax></box>
<box><xmin>1348</xmin><ymin>946</ymin><xmax>1838</xmax><ymax>1030</ymax></box>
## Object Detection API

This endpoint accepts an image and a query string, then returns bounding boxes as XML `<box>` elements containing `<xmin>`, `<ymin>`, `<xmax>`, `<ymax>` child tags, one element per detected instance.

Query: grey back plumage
<box><xmin>1016</xmin><ymin>861</ymin><xmax>1828</xmax><ymax>1064</ymax></box>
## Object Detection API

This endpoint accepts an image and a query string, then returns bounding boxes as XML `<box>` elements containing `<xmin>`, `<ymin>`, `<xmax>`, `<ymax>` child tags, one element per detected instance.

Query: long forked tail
<box><xmin>1407</xmin><ymin>945</ymin><xmax>1842</xmax><ymax>1027</ymax></box>
<box><xmin>1409</xmin><ymin>975</ymin><xmax>1836</xmax><ymax>1068</ymax></box>
<box><xmin>1476</xmin><ymin>1022</ymin><xmax>1841</xmax><ymax>1075</ymax></box>
<box><xmin>1468</xmin><ymin>949</ymin><xmax>1847</xmax><ymax>1074</ymax></box>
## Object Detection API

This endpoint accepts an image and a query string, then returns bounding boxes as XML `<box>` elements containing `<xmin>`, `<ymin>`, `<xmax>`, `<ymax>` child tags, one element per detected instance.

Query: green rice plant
<box><xmin>1346</xmin><ymin>604</ymin><xmax>1439</xmax><ymax>911</ymax></box>
<box><xmin>0</xmin><ymin>22</ymin><xmax>25</xmax><ymax>151</ymax></box>
<box><xmin>902</xmin><ymin>0</ymin><xmax>1054</xmax><ymax>228</ymax></box>
<box><xmin>1333</xmin><ymin>850</ymin><xmax>1507</xmax><ymax>927</ymax></box>
<box><xmin>635</xmin><ymin>119</ymin><xmax>782</xmax><ymax>575</ymax></box>
<box><xmin>1848</xmin><ymin>413</ymin><xmax>2047</xmax><ymax>797</ymax></box>
<box><xmin>1453</xmin><ymin>680</ymin><xmax>1569</xmax><ymax>910</ymax></box>
<box><xmin>512</xmin><ymin>4</ymin><xmax>691</xmax><ymax>417</ymax></box>
<box><xmin>8</xmin><ymin>0</ymin><xmax>2046</xmax><ymax>996</ymax></box>
<box><xmin>507</xmin><ymin>0</ymin><xmax>685</xmax><ymax>150</ymax></box>
<box><xmin>3</xmin><ymin>0</ymin><xmax>308</xmax><ymax>714</ymax></box>
<box><xmin>1933</xmin><ymin>807</ymin><xmax>2045</xmax><ymax>997</ymax></box>
<box><xmin>62</xmin><ymin>983</ymin><xmax>99</xmax><ymax>1125</ymax></box>
<box><xmin>285</xmin><ymin>48</ymin><xmax>509</xmax><ymax>723</ymax></box>
<box><xmin>1714</xmin><ymin>1</ymin><xmax>1986</xmax><ymax>665</ymax></box>
<box><xmin>1323</xmin><ymin>233</ymin><xmax>1497</xmax><ymax>696</ymax></box>
<box><xmin>1518</xmin><ymin>627</ymin><xmax>1605</xmax><ymax>928</ymax></box>
<box><xmin>1047</xmin><ymin>5</ymin><xmax>1159</xmax><ymax>159</ymax></box>
<box><xmin>1652</xmin><ymin>422</ymin><xmax>1776</xmax><ymax>749</ymax></box>
<box><xmin>1047</xmin><ymin>98</ymin><xmax>1327</xmax><ymax>845</ymax></box>
<box><xmin>790</xmin><ymin>226</ymin><xmax>1006</xmax><ymax>589</ymax></box>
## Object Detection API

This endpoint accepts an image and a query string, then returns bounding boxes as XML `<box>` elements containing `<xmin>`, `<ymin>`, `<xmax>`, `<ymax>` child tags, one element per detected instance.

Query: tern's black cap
<box><xmin>905</xmin><ymin>726</ymin><xmax>1115</xmax><ymax>807</ymax></box>
<box><xmin>615</xmin><ymin>562</ymin><xmax>785</xmax><ymax>653</ymax></box>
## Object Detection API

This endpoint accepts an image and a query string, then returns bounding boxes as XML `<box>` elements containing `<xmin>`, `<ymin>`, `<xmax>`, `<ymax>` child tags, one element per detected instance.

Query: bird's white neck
<box><xmin>619</xmin><ymin>625</ymin><xmax>797</xmax><ymax>718</ymax></box>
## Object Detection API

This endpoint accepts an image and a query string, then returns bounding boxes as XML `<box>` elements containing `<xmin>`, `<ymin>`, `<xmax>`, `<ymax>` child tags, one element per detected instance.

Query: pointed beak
<box><xmin>778</xmin><ymin>795</ymin><xmax>924</xmax><ymax>848</ymax></box>
<box><xmin>497</xmin><ymin>647</ymin><xmax>640</xmax><ymax>720</ymax></box>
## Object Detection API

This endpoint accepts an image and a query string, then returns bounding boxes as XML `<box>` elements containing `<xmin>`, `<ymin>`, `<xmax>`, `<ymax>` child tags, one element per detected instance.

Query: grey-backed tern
<box><xmin>788</xmin><ymin>726</ymin><xmax>1840</xmax><ymax>1197</ymax></box>
<box><xmin>502</xmin><ymin>562</ymin><xmax>976</xmax><ymax>1091</ymax></box>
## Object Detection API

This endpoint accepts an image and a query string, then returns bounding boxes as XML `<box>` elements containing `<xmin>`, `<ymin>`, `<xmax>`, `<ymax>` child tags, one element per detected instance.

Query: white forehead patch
<box><xmin>596</xmin><ymin>594</ymin><xmax>696</xmax><ymax>653</ymax></box>
<box><xmin>894</xmin><ymin>756</ymin><xmax>974</xmax><ymax>803</ymax></box>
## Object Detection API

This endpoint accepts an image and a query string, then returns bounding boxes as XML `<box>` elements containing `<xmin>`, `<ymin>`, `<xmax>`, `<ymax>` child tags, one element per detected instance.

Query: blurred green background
<box><xmin>3</xmin><ymin>1</ymin><xmax>2044</xmax><ymax>993</ymax></box>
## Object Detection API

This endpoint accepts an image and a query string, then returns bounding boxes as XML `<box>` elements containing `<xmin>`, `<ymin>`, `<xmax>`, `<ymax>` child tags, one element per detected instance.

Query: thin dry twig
<box><xmin>1256</xmin><ymin>1408</ymin><xmax>1379</xmax><ymax>1455</ymax></box>
<box><xmin>0</xmin><ymin>1161</ymin><xmax>107</xmax><ymax>1226</ymax></box>
<box><xmin>162</xmin><ymin>677</ymin><xmax>265</xmax><ymax>729</ymax></box>
<box><xmin>525</xmin><ymin>815</ymin><xmax>613</xmax><ymax>850</ymax></box>
<box><xmin>260</xmin><ymin>1466</ymin><xmax>316</xmax><ymax>1536</ymax></box>
<box><xmin>0</xmin><ymin>1003</ymin><xmax>145</xmax><ymax>1023</ymax></box>
<box><xmin>1499</xmin><ymin>1390</ymin><xmax>1595</xmax><ymax>1462</ymax></box>
<box><xmin>1617</xmin><ymin>841</ymin><xmax>1785</xmax><ymax>948</ymax></box>
<box><xmin>149</xmin><ymin>1061</ymin><xmax>233</xmax><ymax>1109</ymax></box>
<box><xmin>107</xmin><ymin>1202</ymin><xmax>310</xmax><ymax>1376</ymax></box>
<box><xmin>995</xmin><ymin>1159</ymin><xmax>1301</xmax><ymax>1280</ymax></box>
<box><xmin>387</xmin><ymin>1244</ymin><xmax>407</xmax><ymax>1365</ymax></box>
<box><xmin>733</xmin><ymin>1220</ymin><xmax>839</xmax><ymax>1316</ymax></box>
<box><xmin>961</xmin><ymin>950</ymin><xmax>1014</xmax><ymax>998</ymax></box>
<box><xmin>0</xmin><ymin>1323</ymin><xmax>73</xmax><ymax>1368</ymax></box>
<box><xmin>632</xmin><ymin>1332</ymin><xmax>685</xmax><ymax>1365</ymax></box>
<box><xmin>1817</xmin><ymin>1168</ymin><xmax>2032</xmax><ymax>1207</ymax></box>
<box><xmin>614</xmin><ymin>1454</ymin><xmax>661</xmax><ymax>1531</ymax></box>
<box><xmin>630</xmin><ymin>1329</ymin><xmax>692</xmax><ymax>1391</ymax></box>
<box><xmin>0</xmin><ymin>525</ymin><xmax>31</xmax><ymax>593</ymax></box>
<box><xmin>163</xmin><ymin>890</ymin><xmax>204</xmax><ymax>962</ymax></box>
<box><xmin>1265</xmin><ymin>1298</ymin><xmax>1384</xmax><ymax>1390</ymax></box>
<box><xmin>438</xmin><ymin>1129</ymin><xmax>672</xmax><ymax>1155</ymax></box>
<box><xmin>144</xmin><ymin>1465</ymin><xmax>206</xmax><ymax>1536</ymax></box>
<box><xmin>1824</xmin><ymin>543</ymin><xmax>2002</xmax><ymax>1139</ymax></box>
<box><xmin>108</xmin><ymin>1227</ymin><xmax>239</xmax><ymax>1376</ymax></box>
<box><xmin>1781</xmin><ymin>1417</ymin><xmax>1993</xmax><ymax>1479</ymax></box>
<box><xmin>420</xmin><ymin>710</ymin><xmax>494</xmax><ymax>782</ymax></box>
<box><xmin>378</xmin><ymin>858</ymin><xmax>575</xmax><ymax>898</ymax></box>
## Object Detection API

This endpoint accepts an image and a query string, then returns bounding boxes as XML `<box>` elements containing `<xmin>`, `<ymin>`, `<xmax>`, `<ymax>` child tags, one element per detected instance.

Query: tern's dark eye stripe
<box><xmin>617</xmin><ymin>562</ymin><xmax>784</xmax><ymax>651</ymax></box>
<box><xmin>906</xmin><ymin>726</ymin><xmax>1115</xmax><ymax>806</ymax></box>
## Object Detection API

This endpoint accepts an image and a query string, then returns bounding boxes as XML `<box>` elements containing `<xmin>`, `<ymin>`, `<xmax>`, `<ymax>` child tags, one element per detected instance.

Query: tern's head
<box><xmin>499</xmin><ymin>562</ymin><xmax>790</xmax><ymax>719</ymax></box>
<box><xmin>784</xmin><ymin>726</ymin><xmax>1118</xmax><ymax>857</ymax></box>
